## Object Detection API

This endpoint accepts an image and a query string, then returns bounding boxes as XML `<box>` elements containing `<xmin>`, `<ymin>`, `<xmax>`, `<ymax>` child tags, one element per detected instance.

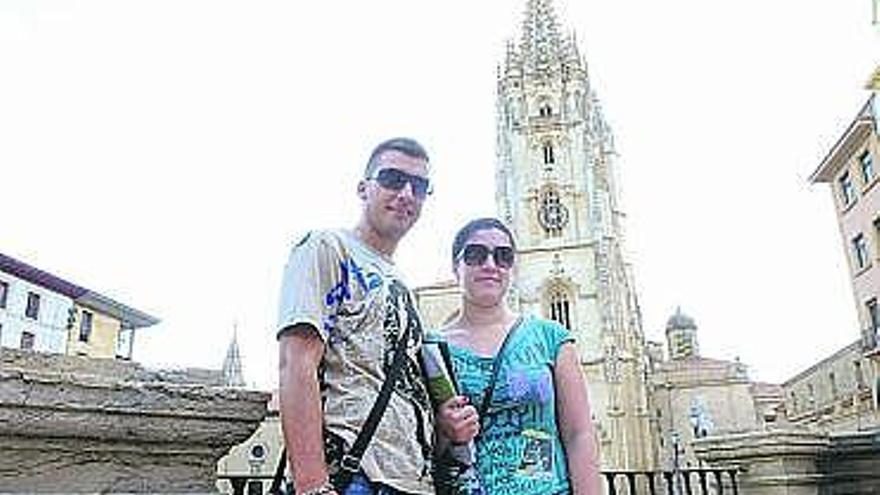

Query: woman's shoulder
<box><xmin>519</xmin><ymin>314</ymin><xmax>574</xmax><ymax>350</ymax></box>
<box><xmin>520</xmin><ymin>313</ymin><xmax>567</xmax><ymax>333</ymax></box>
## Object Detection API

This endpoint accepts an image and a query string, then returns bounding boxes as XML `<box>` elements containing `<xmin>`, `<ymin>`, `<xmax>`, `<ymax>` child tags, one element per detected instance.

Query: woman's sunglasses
<box><xmin>460</xmin><ymin>244</ymin><xmax>515</xmax><ymax>269</ymax></box>
<box><xmin>369</xmin><ymin>168</ymin><xmax>432</xmax><ymax>199</ymax></box>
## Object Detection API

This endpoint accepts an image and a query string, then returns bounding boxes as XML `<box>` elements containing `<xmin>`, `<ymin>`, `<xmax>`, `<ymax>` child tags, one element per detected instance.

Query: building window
<box><xmin>247</xmin><ymin>480</ymin><xmax>263</xmax><ymax>495</ymax></box>
<box><xmin>116</xmin><ymin>327</ymin><xmax>135</xmax><ymax>360</ymax></box>
<box><xmin>539</xmin><ymin>103</ymin><xmax>552</xmax><ymax>117</ymax></box>
<box><xmin>542</xmin><ymin>142</ymin><xmax>555</xmax><ymax>164</ymax></box>
<box><xmin>874</xmin><ymin>218</ymin><xmax>880</xmax><ymax>259</ymax></box>
<box><xmin>25</xmin><ymin>292</ymin><xmax>40</xmax><ymax>320</ymax></box>
<box><xmin>867</xmin><ymin>299</ymin><xmax>879</xmax><ymax>348</ymax></box>
<box><xmin>548</xmin><ymin>286</ymin><xmax>572</xmax><ymax>330</ymax></box>
<box><xmin>79</xmin><ymin>310</ymin><xmax>93</xmax><ymax>343</ymax></box>
<box><xmin>0</xmin><ymin>280</ymin><xmax>7</xmax><ymax>309</ymax></box>
<box><xmin>839</xmin><ymin>171</ymin><xmax>855</xmax><ymax>206</ymax></box>
<box><xmin>249</xmin><ymin>443</ymin><xmax>267</xmax><ymax>463</ymax></box>
<box><xmin>854</xmin><ymin>361</ymin><xmax>865</xmax><ymax>390</ymax></box>
<box><xmin>20</xmin><ymin>331</ymin><xmax>35</xmax><ymax>351</ymax></box>
<box><xmin>853</xmin><ymin>233</ymin><xmax>870</xmax><ymax>270</ymax></box>
<box><xmin>829</xmin><ymin>372</ymin><xmax>838</xmax><ymax>399</ymax></box>
<box><xmin>860</xmin><ymin>150</ymin><xmax>874</xmax><ymax>184</ymax></box>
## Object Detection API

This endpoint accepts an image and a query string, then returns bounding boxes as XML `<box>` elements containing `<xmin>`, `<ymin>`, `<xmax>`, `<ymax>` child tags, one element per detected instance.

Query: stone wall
<box><xmin>0</xmin><ymin>348</ymin><xmax>268</xmax><ymax>493</ymax></box>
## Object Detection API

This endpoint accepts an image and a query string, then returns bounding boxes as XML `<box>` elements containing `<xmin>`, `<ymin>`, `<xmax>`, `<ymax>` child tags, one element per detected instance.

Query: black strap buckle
<box><xmin>339</xmin><ymin>453</ymin><xmax>361</xmax><ymax>473</ymax></box>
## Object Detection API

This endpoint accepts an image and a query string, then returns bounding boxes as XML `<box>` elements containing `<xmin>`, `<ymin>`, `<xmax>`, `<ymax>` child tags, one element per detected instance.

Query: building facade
<box><xmin>216</xmin><ymin>392</ymin><xmax>283</xmax><ymax>495</ymax></box>
<box><xmin>0</xmin><ymin>252</ymin><xmax>159</xmax><ymax>359</ymax></box>
<box><xmin>810</xmin><ymin>94</ymin><xmax>880</xmax><ymax>353</ymax></box>
<box><xmin>650</xmin><ymin>309</ymin><xmax>781</xmax><ymax>469</ymax></box>
<box><xmin>805</xmin><ymin>79</ymin><xmax>880</xmax><ymax>427</ymax></box>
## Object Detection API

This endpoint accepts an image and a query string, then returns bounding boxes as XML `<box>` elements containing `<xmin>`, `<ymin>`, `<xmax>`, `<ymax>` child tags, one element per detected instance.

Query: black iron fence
<box><xmin>219</xmin><ymin>468</ymin><xmax>740</xmax><ymax>495</ymax></box>
<box><xmin>603</xmin><ymin>469</ymin><xmax>739</xmax><ymax>495</ymax></box>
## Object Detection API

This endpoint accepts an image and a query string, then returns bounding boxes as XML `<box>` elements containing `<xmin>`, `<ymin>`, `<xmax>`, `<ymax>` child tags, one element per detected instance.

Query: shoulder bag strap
<box><xmin>271</xmin><ymin>321</ymin><xmax>412</xmax><ymax>494</ymax></box>
<box><xmin>477</xmin><ymin>316</ymin><xmax>524</xmax><ymax>418</ymax></box>
<box><xmin>337</xmin><ymin>320</ymin><xmax>412</xmax><ymax>484</ymax></box>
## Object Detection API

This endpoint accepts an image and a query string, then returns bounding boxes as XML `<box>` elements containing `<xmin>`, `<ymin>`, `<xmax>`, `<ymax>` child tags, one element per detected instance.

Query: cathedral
<box><xmin>414</xmin><ymin>0</ymin><xmax>657</xmax><ymax>470</ymax></box>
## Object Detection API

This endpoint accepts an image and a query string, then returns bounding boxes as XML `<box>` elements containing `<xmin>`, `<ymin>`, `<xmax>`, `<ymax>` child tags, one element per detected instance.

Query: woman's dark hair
<box><xmin>451</xmin><ymin>217</ymin><xmax>516</xmax><ymax>267</ymax></box>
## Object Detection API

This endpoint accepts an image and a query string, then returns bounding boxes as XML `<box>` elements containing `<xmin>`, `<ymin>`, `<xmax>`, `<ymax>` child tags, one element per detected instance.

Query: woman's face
<box><xmin>455</xmin><ymin>227</ymin><xmax>515</xmax><ymax>307</ymax></box>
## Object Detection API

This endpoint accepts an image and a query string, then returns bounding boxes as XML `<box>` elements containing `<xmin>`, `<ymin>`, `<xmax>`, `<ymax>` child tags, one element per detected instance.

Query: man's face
<box><xmin>360</xmin><ymin>150</ymin><xmax>430</xmax><ymax>243</ymax></box>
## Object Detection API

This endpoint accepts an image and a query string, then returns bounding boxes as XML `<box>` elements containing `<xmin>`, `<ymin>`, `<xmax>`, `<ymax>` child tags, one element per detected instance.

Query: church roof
<box><xmin>222</xmin><ymin>331</ymin><xmax>246</xmax><ymax>388</ymax></box>
<box><xmin>666</xmin><ymin>306</ymin><xmax>697</xmax><ymax>331</ymax></box>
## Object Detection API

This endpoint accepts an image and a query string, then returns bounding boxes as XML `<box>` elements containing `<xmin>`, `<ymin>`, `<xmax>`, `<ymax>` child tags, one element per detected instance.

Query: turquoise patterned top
<box><xmin>446</xmin><ymin>315</ymin><xmax>574</xmax><ymax>495</ymax></box>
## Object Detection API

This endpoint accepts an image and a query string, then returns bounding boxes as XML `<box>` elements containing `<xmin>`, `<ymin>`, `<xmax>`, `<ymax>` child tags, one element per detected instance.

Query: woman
<box><xmin>436</xmin><ymin>217</ymin><xmax>601</xmax><ymax>495</ymax></box>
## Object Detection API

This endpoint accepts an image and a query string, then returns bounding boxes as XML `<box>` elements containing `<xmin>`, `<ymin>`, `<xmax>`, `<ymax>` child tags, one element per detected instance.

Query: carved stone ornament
<box><xmin>538</xmin><ymin>200</ymin><xmax>569</xmax><ymax>230</ymax></box>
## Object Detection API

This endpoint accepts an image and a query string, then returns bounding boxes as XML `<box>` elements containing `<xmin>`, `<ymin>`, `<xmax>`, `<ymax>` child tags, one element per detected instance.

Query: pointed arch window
<box><xmin>542</xmin><ymin>142</ymin><xmax>555</xmax><ymax>165</ymax></box>
<box><xmin>548</xmin><ymin>285</ymin><xmax>572</xmax><ymax>330</ymax></box>
<box><xmin>539</xmin><ymin>104</ymin><xmax>553</xmax><ymax>117</ymax></box>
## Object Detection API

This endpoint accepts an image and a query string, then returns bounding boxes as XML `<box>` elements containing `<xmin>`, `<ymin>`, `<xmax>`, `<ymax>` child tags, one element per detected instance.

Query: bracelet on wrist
<box><xmin>300</xmin><ymin>481</ymin><xmax>336</xmax><ymax>495</ymax></box>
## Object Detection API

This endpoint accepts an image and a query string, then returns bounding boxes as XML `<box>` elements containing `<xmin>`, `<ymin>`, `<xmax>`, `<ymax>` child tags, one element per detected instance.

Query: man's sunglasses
<box><xmin>369</xmin><ymin>168</ymin><xmax>432</xmax><ymax>199</ymax></box>
<box><xmin>459</xmin><ymin>244</ymin><xmax>516</xmax><ymax>269</ymax></box>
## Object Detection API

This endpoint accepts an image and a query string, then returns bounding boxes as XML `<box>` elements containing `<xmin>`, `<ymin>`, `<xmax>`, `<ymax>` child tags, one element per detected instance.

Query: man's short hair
<box><xmin>364</xmin><ymin>137</ymin><xmax>430</xmax><ymax>178</ymax></box>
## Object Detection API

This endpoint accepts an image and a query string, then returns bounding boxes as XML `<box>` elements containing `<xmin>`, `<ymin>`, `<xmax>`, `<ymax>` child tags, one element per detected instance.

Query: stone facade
<box><xmin>649</xmin><ymin>310</ymin><xmax>783</xmax><ymax>470</ymax></box>
<box><xmin>783</xmin><ymin>339</ymin><xmax>879</xmax><ymax>432</ymax></box>
<box><xmin>216</xmin><ymin>392</ymin><xmax>283</xmax><ymax>494</ymax></box>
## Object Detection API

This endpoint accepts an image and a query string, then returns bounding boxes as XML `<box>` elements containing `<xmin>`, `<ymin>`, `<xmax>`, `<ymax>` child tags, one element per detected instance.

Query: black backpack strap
<box><xmin>335</xmin><ymin>320</ymin><xmax>412</xmax><ymax>486</ymax></box>
<box><xmin>271</xmin><ymin>322</ymin><xmax>412</xmax><ymax>494</ymax></box>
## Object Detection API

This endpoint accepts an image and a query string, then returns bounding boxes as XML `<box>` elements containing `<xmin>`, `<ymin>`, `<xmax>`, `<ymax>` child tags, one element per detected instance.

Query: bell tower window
<box><xmin>543</xmin><ymin>142</ymin><xmax>555</xmax><ymax>164</ymax></box>
<box><xmin>548</xmin><ymin>286</ymin><xmax>572</xmax><ymax>330</ymax></box>
<box><xmin>539</xmin><ymin>104</ymin><xmax>553</xmax><ymax>117</ymax></box>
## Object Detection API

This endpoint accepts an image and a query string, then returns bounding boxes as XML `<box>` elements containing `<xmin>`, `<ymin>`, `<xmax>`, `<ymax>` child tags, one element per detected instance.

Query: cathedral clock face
<box><xmin>538</xmin><ymin>201</ymin><xmax>569</xmax><ymax>230</ymax></box>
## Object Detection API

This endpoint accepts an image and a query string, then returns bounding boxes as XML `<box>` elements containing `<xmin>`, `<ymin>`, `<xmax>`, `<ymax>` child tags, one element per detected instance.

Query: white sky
<box><xmin>1</xmin><ymin>1</ymin><xmax>877</xmax><ymax>389</ymax></box>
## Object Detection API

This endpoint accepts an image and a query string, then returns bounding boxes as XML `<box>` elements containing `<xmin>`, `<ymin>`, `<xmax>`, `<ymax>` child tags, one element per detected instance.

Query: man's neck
<box><xmin>353</xmin><ymin>222</ymin><xmax>397</xmax><ymax>258</ymax></box>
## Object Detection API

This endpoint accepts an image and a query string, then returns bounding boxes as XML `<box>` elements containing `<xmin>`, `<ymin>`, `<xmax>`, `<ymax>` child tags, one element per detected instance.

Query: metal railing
<box><xmin>219</xmin><ymin>469</ymin><xmax>740</xmax><ymax>495</ymax></box>
<box><xmin>603</xmin><ymin>469</ymin><xmax>739</xmax><ymax>495</ymax></box>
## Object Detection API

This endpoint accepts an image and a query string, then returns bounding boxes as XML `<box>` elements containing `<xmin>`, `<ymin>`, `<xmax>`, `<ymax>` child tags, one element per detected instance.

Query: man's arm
<box><xmin>279</xmin><ymin>325</ymin><xmax>335</xmax><ymax>494</ymax></box>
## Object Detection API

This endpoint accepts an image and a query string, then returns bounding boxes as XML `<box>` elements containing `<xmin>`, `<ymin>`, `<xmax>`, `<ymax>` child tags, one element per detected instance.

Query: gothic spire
<box><xmin>519</xmin><ymin>0</ymin><xmax>564</xmax><ymax>76</ymax></box>
<box><xmin>222</xmin><ymin>325</ymin><xmax>245</xmax><ymax>388</ymax></box>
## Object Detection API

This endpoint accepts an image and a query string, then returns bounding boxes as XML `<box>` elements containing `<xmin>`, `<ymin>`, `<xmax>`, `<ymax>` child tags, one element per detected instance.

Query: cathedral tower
<box><xmin>666</xmin><ymin>308</ymin><xmax>700</xmax><ymax>360</ymax></box>
<box><xmin>495</xmin><ymin>0</ymin><xmax>656</xmax><ymax>470</ymax></box>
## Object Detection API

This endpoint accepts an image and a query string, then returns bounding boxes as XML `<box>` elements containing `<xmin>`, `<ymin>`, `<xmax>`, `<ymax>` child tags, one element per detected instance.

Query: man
<box><xmin>277</xmin><ymin>138</ymin><xmax>478</xmax><ymax>495</ymax></box>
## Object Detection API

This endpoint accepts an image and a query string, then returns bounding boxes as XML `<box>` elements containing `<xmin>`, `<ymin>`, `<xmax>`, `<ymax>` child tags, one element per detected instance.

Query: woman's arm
<box><xmin>555</xmin><ymin>342</ymin><xmax>602</xmax><ymax>495</ymax></box>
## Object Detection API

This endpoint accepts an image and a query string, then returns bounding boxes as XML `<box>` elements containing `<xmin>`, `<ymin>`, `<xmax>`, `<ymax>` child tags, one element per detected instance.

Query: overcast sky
<box><xmin>1</xmin><ymin>1</ymin><xmax>877</xmax><ymax>389</ymax></box>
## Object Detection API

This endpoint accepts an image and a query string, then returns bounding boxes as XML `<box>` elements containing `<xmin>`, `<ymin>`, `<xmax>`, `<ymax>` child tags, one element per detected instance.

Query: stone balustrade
<box><xmin>0</xmin><ymin>349</ymin><xmax>269</xmax><ymax>493</ymax></box>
